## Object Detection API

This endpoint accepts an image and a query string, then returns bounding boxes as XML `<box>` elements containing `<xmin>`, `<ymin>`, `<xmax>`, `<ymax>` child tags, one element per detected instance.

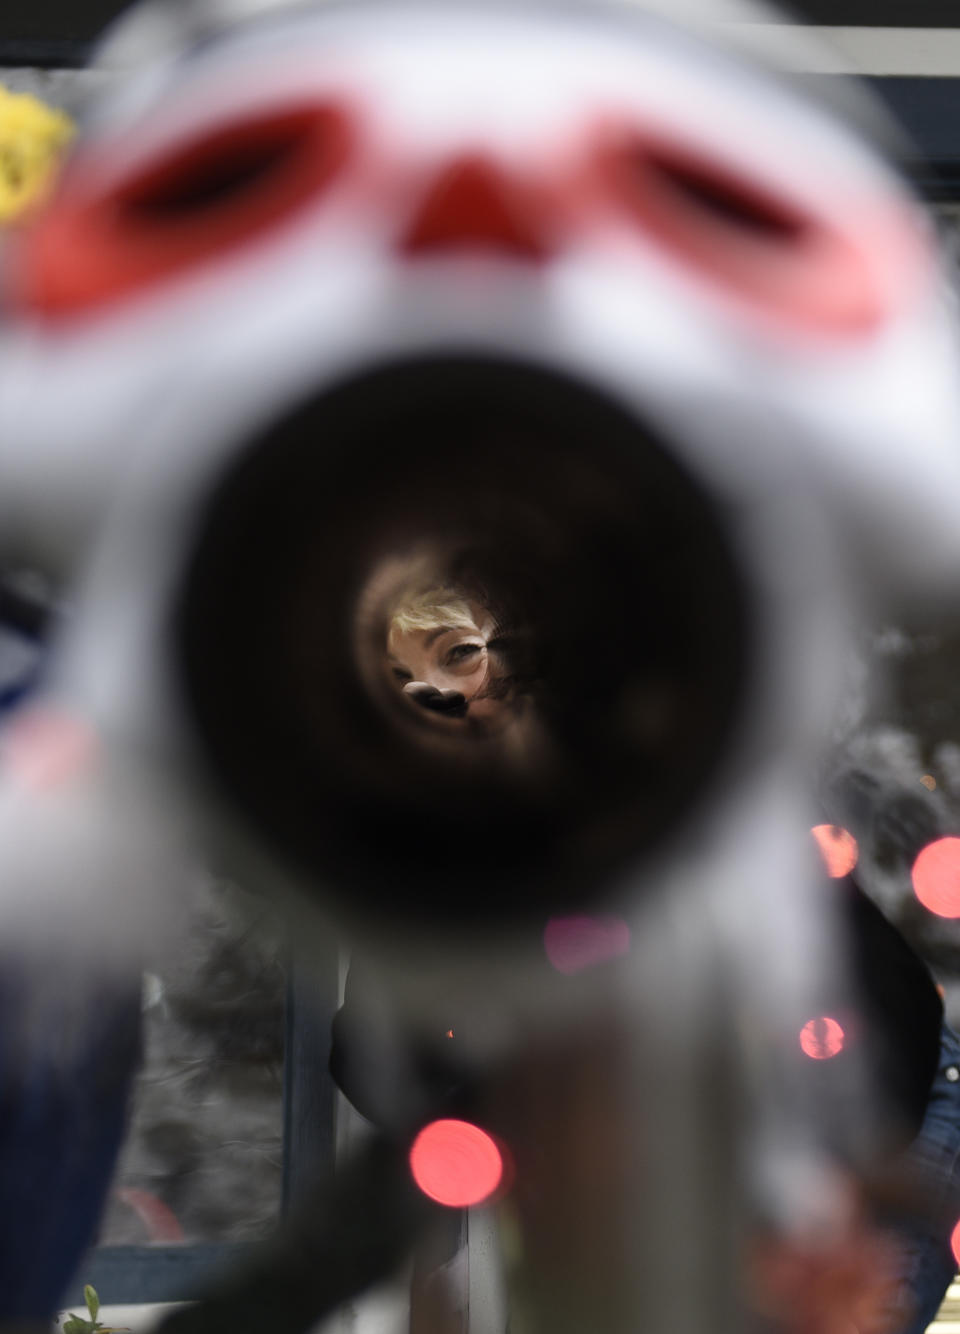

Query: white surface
<box><xmin>466</xmin><ymin>1208</ymin><xmax>508</xmax><ymax>1334</ymax></box>
<box><xmin>54</xmin><ymin>1304</ymin><xmax>186</xmax><ymax>1333</ymax></box>
<box><xmin>742</xmin><ymin>26</ymin><xmax>960</xmax><ymax>76</ymax></box>
<box><xmin>310</xmin><ymin>1285</ymin><xmax>408</xmax><ymax>1334</ymax></box>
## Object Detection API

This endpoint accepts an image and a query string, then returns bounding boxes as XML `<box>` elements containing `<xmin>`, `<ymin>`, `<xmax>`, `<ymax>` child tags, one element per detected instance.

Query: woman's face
<box><xmin>388</xmin><ymin>605</ymin><xmax>496</xmax><ymax>716</ymax></box>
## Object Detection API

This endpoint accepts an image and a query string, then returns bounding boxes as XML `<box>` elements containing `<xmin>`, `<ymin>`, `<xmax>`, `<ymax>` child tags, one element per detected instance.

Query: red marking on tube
<box><xmin>595</xmin><ymin>125</ymin><xmax>918</xmax><ymax>337</ymax></box>
<box><xmin>400</xmin><ymin>153</ymin><xmax>550</xmax><ymax>260</ymax></box>
<box><xmin>12</xmin><ymin>101</ymin><xmax>353</xmax><ymax>315</ymax></box>
<box><xmin>409</xmin><ymin>1118</ymin><xmax>505</xmax><ymax>1208</ymax></box>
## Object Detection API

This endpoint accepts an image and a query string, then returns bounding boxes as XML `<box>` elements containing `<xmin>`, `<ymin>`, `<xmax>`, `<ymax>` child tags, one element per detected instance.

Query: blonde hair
<box><xmin>388</xmin><ymin>586</ymin><xmax>477</xmax><ymax>642</ymax></box>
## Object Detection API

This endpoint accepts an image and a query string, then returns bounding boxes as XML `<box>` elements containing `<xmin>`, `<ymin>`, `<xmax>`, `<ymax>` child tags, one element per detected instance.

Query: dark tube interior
<box><xmin>173</xmin><ymin>357</ymin><xmax>751</xmax><ymax>929</ymax></box>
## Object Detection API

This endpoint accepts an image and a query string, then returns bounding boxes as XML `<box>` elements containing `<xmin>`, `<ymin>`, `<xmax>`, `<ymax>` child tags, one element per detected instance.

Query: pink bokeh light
<box><xmin>543</xmin><ymin>915</ymin><xmax>632</xmax><ymax>975</ymax></box>
<box><xmin>799</xmin><ymin>1016</ymin><xmax>845</xmax><ymax>1061</ymax></box>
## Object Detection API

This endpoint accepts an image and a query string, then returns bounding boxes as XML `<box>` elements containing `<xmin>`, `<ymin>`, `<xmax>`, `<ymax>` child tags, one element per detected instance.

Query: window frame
<box><xmin>63</xmin><ymin>941</ymin><xmax>339</xmax><ymax>1306</ymax></box>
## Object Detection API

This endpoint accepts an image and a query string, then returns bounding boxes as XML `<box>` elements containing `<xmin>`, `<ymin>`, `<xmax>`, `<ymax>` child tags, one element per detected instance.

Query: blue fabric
<box><xmin>0</xmin><ymin>623</ymin><xmax>44</xmax><ymax>719</ymax></box>
<box><xmin>0</xmin><ymin>621</ymin><xmax>142</xmax><ymax>1322</ymax></box>
<box><xmin>0</xmin><ymin>956</ymin><xmax>141</xmax><ymax>1323</ymax></box>
<box><xmin>887</xmin><ymin>1021</ymin><xmax>960</xmax><ymax>1334</ymax></box>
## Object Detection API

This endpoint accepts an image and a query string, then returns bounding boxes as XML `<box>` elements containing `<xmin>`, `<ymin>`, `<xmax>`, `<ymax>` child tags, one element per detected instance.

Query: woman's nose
<box><xmin>402</xmin><ymin>681</ymin><xmax>468</xmax><ymax>718</ymax></box>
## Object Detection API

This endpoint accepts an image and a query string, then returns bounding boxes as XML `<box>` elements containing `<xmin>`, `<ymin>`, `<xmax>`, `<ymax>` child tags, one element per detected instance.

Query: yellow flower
<box><xmin>0</xmin><ymin>85</ymin><xmax>74</xmax><ymax>224</ymax></box>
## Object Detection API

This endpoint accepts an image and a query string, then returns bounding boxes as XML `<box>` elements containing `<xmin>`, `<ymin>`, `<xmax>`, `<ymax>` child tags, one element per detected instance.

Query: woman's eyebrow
<box><xmin>424</xmin><ymin>625</ymin><xmax>458</xmax><ymax>646</ymax></box>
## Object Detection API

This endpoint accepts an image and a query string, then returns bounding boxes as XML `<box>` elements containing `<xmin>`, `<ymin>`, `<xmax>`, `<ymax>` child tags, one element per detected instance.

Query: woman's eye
<box><xmin>392</xmin><ymin>667</ymin><xmax>413</xmax><ymax>683</ymax></box>
<box><xmin>444</xmin><ymin>642</ymin><xmax>483</xmax><ymax>668</ymax></box>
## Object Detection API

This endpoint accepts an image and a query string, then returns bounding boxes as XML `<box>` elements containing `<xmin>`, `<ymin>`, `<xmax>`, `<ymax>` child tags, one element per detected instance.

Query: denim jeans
<box><xmin>886</xmin><ymin>1022</ymin><xmax>960</xmax><ymax>1334</ymax></box>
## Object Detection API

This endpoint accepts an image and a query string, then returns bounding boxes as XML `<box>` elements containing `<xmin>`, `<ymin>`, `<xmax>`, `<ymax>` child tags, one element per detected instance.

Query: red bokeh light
<box><xmin>951</xmin><ymin>1218</ymin><xmax>960</xmax><ymax>1269</ymax></box>
<box><xmin>811</xmin><ymin>825</ymin><xmax>858</xmax><ymax>879</ymax></box>
<box><xmin>409</xmin><ymin>1119</ymin><xmax>505</xmax><ymax>1208</ymax></box>
<box><xmin>912</xmin><ymin>838</ymin><xmax>960</xmax><ymax>918</ymax></box>
<box><xmin>543</xmin><ymin>915</ymin><xmax>631</xmax><ymax>975</ymax></box>
<box><xmin>799</xmin><ymin>1016</ymin><xmax>845</xmax><ymax>1060</ymax></box>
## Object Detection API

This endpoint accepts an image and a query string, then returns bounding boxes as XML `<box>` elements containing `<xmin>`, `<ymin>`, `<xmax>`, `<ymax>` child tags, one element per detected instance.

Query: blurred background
<box><xmin>7</xmin><ymin>0</ymin><xmax>960</xmax><ymax>1324</ymax></box>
